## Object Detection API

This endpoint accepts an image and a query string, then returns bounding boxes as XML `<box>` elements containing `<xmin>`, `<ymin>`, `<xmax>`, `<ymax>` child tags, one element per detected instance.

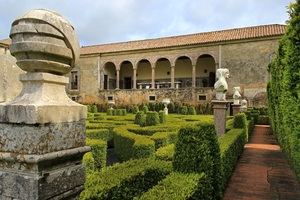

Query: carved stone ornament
<box><xmin>214</xmin><ymin>68</ymin><xmax>229</xmax><ymax>101</ymax></box>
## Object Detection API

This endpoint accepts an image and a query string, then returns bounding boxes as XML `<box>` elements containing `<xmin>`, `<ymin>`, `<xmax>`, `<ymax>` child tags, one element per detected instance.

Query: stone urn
<box><xmin>108</xmin><ymin>100</ymin><xmax>115</xmax><ymax>109</ymax></box>
<box><xmin>162</xmin><ymin>98</ymin><xmax>171</xmax><ymax>115</ymax></box>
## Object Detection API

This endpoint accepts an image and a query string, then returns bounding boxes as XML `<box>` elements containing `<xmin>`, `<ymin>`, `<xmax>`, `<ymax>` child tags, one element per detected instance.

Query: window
<box><xmin>107</xmin><ymin>96</ymin><xmax>114</xmax><ymax>101</ymax></box>
<box><xmin>198</xmin><ymin>95</ymin><xmax>207</xmax><ymax>101</ymax></box>
<box><xmin>70</xmin><ymin>71</ymin><xmax>78</xmax><ymax>90</ymax></box>
<box><xmin>149</xmin><ymin>95</ymin><xmax>156</xmax><ymax>102</ymax></box>
<box><xmin>70</xmin><ymin>96</ymin><xmax>78</xmax><ymax>102</ymax></box>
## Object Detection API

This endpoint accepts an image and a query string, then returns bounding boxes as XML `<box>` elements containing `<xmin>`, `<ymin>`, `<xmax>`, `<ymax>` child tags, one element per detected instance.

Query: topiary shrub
<box><xmin>86</xmin><ymin>138</ymin><xmax>107</xmax><ymax>170</ymax></box>
<box><xmin>187</xmin><ymin>106</ymin><xmax>196</xmax><ymax>115</ymax></box>
<box><xmin>173</xmin><ymin>123</ymin><xmax>222</xmax><ymax>200</ymax></box>
<box><xmin>114</xmin><ymin>126</ymin><xmax>155</xmax><ymax>161</ymax></box>
<box><xmin>218</xmin><ymin>128</ymin><xmax>246</xmax><ymax>192</ymax></box>
<box><xmin>82</xmin><ymin>152</ymin><xmax>95</xmax><ymax>173</ymax></box>
<box><xmin>155</xmin><ymin>144</ymin><xmax>174</xmax><ymax>161</ymax></box>
<box><xmin>80</xmin><ymin>159</ymin><xmax>172</xmax><ymax>200</ymax></box>
<box><xmin>233</xmin><ymin>113</ymin><xmax>248</xmax><ymax>141</ymax></box>
<box><xmin>121</xmin><ymin>109</ymin><xmax>127</xmax><ymax>116</ymax></box>
<box><xmin>116</xmin><ymin>109</ymin><xmax>123</xmax><ymax>116</ymax></box>
<box><xmin>135</xmin><ymin>111</ymin><xmax>146</xmax><ymax>127</ymax></box>
<box><xmin>142</xmin><ymin>105</ymin><xmax>149</xmax><ymax>113</ymax></box>
<box><xmin>180</xmin><ymin>106</ymin><xmax>188</xmax><ymax>115</ymax></box>
<box><xmin>86</xmin><ymin>129</ymin><xmax>112</xmax><ymax>142</ymax></box>
<box><xmin>159</xmin><ymin>111</ymin><xmax>166</xmax><ymax>124</ymax></box>
<box><xmin>137</xmin><ymin>172</ymin><xmax>210</xmax><ymax>200</ymax></box>
<box><xmin>90</xmin><ymin>104</ymin><xmax>98</xmax><ymax>113</ymax></box>
<box><xmin>107</xmin><ymin>108</ymin><xmax>113</xmax><ymax>116</ymax></box>
<box><xmin>132</xmin><ymin>106</ymin><xmax>139</xmax><ymax>114</ymax></box>
<box><xmin>145</xmin><ymin>111</ymin><xmax>160</xmax><ymax>126</ymax></box>
<box><xmin>233</xmin><ymin>113</ymin><xmax>247</xmax><ymax>129</ymax></box>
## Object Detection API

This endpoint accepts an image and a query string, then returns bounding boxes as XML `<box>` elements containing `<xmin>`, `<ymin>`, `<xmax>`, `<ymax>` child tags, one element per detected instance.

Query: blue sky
<box><xmin>0</xmin><ymin>0</ymin><xmax>292</xmax><ymax>46</ymax></box>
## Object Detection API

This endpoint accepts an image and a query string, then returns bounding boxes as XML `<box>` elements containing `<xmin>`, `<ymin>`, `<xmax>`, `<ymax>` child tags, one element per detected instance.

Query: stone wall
<box><xmin>222</xmin><ymin>39</ymin><xmax>278</xmax><ymax>106</ymax></box>
<box><xmin>0</xmin><ymin>54</ymin><xmax>23</xmax><ymax>103</ymax></box>
<box><xmin>74</xmin><ymin>38</ymin><xmax>279</xmax><ymax>106</ymax></box>
<box><xmin>96</xmin><ymin>88</ymin><xmax>214</xmax><ymax>106</ymax></box>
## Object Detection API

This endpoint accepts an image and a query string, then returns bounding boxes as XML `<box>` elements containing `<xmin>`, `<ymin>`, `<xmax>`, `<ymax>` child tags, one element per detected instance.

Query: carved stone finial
<box><xmin>214</xmin><ymin>68</ymin><xmax>229</xmax><ymax>101</ymax></box>
<box><xmin>1</xmin><ymin>9</ymin><xmax>85</xmax><ymax>124</ymax></box>
<box><xmin>233</xmin><ymin>86</ymin><xmax>242</xmax><ymax>104</ymax></box>
<box><xmin>9</xmin><ymin>9</ymin><xmax>80</xmax><ymax>75</ymax></box>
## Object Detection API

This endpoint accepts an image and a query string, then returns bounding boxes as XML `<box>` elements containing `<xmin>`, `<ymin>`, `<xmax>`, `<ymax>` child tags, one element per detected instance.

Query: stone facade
<box><xmin>73</xmin><ymin>36</ymin><xmax>280</xmax><ymax>106</ymax></box>
<box><xmin>0</xmin><ymin>24</ymin><xmax>284</xmax><ymax>106</ymax></box>
<box><xmin>0</xmin><ymin>49</ymin><xmax>23</xmax><ymax>103</ymax></box>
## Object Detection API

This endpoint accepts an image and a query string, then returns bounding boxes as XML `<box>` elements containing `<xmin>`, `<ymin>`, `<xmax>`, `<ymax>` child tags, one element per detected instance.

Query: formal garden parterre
<box><xmin>79</xmin><ymin>104</ymin><xmax>266</xmax><ymax>199</ymax></box>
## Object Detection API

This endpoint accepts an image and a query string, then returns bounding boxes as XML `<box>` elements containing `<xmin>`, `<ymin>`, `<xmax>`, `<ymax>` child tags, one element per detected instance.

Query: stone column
<box><xmin>192</xmin><ymin>64</ymin><xmax>196</xmax><ymax>88</ymax></box>
<box><xmin>151</xmin><ymin>67</ymin><xmax>155</xmax><ymax>89</ymax></box>
<box><xmin>212</xmin><ymin>100</ymin><xmax>229</xmax><ymax>135</ymax></box>
<box><xmin>171</xmin><ymin>66</ymin><xmax>175</xmax><ymax>88</ymax></box>
<box><xmin>0</xmin><ymin>9</ymin><xmax>89</xmax><ymax>200</ymax></box>
<box><xmin>133</xmin><ymin>68</ymin><xmax>137</xmax><ymax>89</ymax></box>
<box><xmin>116</xmin><ymin>69</ymin><xmax>120</xmax><ymax>89</ymax></box>
<box><xmin>100</xmin><ymin>70</ymin><xmax>104</xmax><ymax>90</ymax></box>
<box><xmin>232</xmin><ymin>104</ymin><xmax>241</xmax><ymax>116</ymax></box>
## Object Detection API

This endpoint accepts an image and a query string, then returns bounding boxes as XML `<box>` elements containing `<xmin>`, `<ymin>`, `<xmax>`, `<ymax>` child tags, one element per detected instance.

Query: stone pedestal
<box><xmin>232</xmin><ymin>104</ymin><xmax>241</xmax><ymax>116</ymax></box>
<box><xmin>0</xmin><ymin>9</ymin><xmax>89</xmax><ymax>199</ymax></box>
<box><xmin>212</xmin><ymin>100</ymin><xmax>229</xmax><ymax>136</ymax></box>
<box><xmin>0</xmin><ymin>73</ymin><xmax>89</xmax><ymax>200</ymax></box>
<box><xmin>164</xmin><ymin>107</ymin><xmax>168</xmax><ymax>115</ymax></box>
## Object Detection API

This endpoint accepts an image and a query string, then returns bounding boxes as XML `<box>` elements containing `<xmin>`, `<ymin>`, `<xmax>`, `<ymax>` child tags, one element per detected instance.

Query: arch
<box><xmin>136</xmin><ymin>59</ymin><xmax>152</xmax><ymax>89</ymax></box>
<box><xmin>155</xmin><ymin>58</ymin><xmax>172</xmax><ymax>88</ymax></box>
<box><xmin>196</xmin><ymin>54</ymin><xmax>216</xmax><ymax>87</ymax></box>
<box><xmin>120</xmin><ymin>60</ymin><xmax>134</xmax><ymax>89</ymax></box>
<box><xmin>174</xmin><ymin>56</ymin><xmax>193</xmax><ymax>88</ymax></box>
<box><xmin>103</xmin><ymin>62</ymin><xmax>116</xmax><ymax>90</ymax></box>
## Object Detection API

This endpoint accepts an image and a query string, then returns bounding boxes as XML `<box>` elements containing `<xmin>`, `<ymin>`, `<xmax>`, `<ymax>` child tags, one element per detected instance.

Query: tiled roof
<box><xmin>80</xmin><ymin>24</ymin><xmax>286</xmax><ymax>55</ymax></box>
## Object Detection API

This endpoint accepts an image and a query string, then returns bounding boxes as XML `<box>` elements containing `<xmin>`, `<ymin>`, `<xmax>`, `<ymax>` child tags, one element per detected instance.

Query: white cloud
<box><xmin>0</xmin><ymin>0</ymin><xmax>292</xmax><ymax>46</ymax></box>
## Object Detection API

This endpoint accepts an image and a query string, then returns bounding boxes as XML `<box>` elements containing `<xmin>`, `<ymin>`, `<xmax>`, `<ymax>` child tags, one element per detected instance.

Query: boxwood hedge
<box><xmin>136</xmin><ymin>172</ymin><xmax>210</xmax><ymax>200</ymax></box>
<box><xmin>173</xmin><ymin>123</ymin><xmax>222</xmax><ymax>200</ymax></box>
<box><xmin>114</xmin><ymin>126</ymin><xmax>155</xmax><ymax>161</ymax></box>
<box><xmin>80</xmin><ymin>158</ymin><xmax>172</xmax><ymax>200</ymax></box>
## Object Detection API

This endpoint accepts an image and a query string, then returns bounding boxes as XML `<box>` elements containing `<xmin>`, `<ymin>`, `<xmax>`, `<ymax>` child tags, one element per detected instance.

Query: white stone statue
<box><xmin>162</xmin><ymin>98</ymin><xmax>170</xmax><ymax>115</ymax></box>
<box><xmin>108</xmin><ymin>100</ymin><xmax>115</xmax><ymax>109</ymax></box>
<box><xmin>233</xmin><ymin>87</ymin><xmax>242</xmax><ymax>104</ymax></box>
<box><xmin>214</xmin><ymin>68</ymin><xmax>229</xmax><ymax>101</ymax></box>
<box><xmin>241</xmin><ymin>99</ymin><xmax>248</xmax><ymax>111</ymax></box>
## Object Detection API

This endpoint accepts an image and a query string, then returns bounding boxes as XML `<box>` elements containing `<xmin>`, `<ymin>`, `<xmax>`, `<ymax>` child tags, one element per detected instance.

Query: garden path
<box><xmin>223</xmin><ymin>125</ymin><xmax>300</xmax><ymax>200</ymax></box>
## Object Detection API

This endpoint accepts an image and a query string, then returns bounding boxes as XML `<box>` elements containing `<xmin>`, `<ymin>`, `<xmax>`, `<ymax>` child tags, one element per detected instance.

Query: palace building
<box><xmin>0</xmin><ymin>24</ymin><xmax>285</xmax><ymax>106</ymax></box>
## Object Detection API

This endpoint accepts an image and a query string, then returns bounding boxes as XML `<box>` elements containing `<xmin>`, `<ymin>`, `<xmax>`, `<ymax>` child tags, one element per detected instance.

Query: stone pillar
<box><xmin>192</xmin><ymin>64</ymin><xmax>196</xmax><ymax>88</ymax></box>
<box><xmin>116</xmin><ymin>69</ymin><xmax>120</xmax><ymax>89</ymax></box>
<box><xmin>232</xmin><ymin>104</ymin><xmax>241</xmax><ymax>116</ymax></box>
<box><xmin>151</xmin><ymin>67</ymin><xmax>155</xmax><ymax>89</ymax></box>
<box><xmin>133</xmin><ymin>68</ymin><xmax>137</xmax><ymax>89</ymax></box>
<box><xmin>212</xmin><ymin>100</ymin><xmax>229</xmax><ymax>136</ymax></box>
<box><xmin>100</xmin><ymin>70</ymin><xmax>104</xmax><ymax>90</ymax></box>
<box><xmin>171</xmin><ymin>66</ymin><xmax>175</xmax><ymax>88</ymax></box>
<box><xmin>0</xmin><ymin>9</ymin><xmax>89</xmax><ymax>200</ymax></box>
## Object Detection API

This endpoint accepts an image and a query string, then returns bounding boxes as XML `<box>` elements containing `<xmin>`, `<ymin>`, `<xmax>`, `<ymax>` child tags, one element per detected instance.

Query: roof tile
<box><xmin>80</xmin><ymin>24</ymin><xmax>286</xmax><ymax>55</ymax></box>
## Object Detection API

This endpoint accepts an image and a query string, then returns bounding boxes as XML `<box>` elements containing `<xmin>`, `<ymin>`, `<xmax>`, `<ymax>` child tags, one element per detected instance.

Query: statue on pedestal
<box><xmin>214</xmin><ymin>68</ymin><xmax>229</xmax><ymax>101</ymax></box>
<box><xmin>233</xmin><ymin>87</ymin><xmax>242</xmax><ymax>104</ymax></box>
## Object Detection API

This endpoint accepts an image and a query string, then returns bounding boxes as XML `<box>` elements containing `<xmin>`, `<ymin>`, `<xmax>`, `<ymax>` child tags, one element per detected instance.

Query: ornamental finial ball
<box><xmin>9</xmin><ymin>9</ymin><xmax>80</xmax><ymax>75</ymax></box>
